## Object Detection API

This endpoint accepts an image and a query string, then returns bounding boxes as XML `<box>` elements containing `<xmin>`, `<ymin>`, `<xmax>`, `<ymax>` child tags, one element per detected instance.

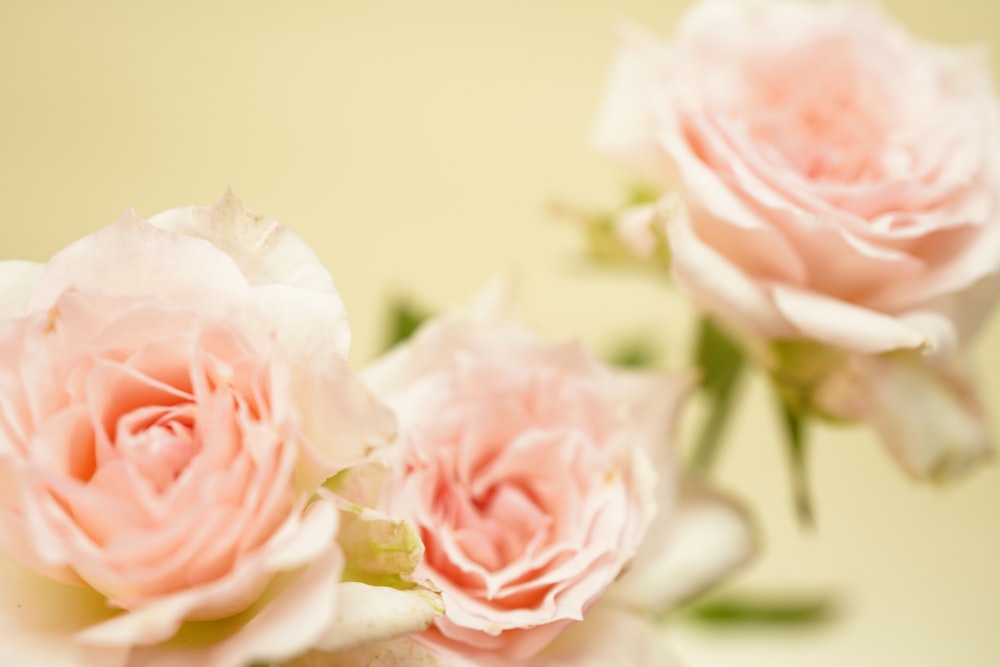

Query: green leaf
<box><xmin>778</xmin><ymin>397</ymin><xmax>815</xmax><ymax>528</ymax></box>
<box><xmin>382</xmin><ymin>297</ymin><xmax>429</xmax><ymax>353</ymax></box>
<box><xmin>607</xmin><ymin>335</ymin><xmax>659</xmax><ymax>369</ymax></box>
<box><xmin>684</xmin><ymin>592</ymin><xmax>835</xmax><ymax>627</ymax></box>
<box><xmin>689</xmin><ymin>317</ymin><xmax>746</xmax><ymax>475</ymax></box>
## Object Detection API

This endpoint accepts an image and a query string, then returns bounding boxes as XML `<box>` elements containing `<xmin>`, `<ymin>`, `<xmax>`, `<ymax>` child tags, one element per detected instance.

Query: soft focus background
<box><xmin>1</xmin><ymin>1</ymin><xmax>998</xmax><ymax>665</ymax></box>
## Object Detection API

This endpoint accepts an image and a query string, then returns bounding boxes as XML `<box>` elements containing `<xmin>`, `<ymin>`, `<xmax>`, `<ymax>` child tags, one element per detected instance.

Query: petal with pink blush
<box><xmin>0</xmin><ymin>195</ymin><xmax>405</xmax><ymax>665</ymax></box>
<box><xmin>368</xmin><ymin>287</ymin><xmax>671</xmax><ymax>663</ymax></box>
<box><xmin>771</xmin><ymin>284</ymin><xmax>929</xmax><ymax>354</ymax></box>
<box><xmin>667</xmin><ymin>207</ymin><xmax>793</xmax><ymax>338</ymax></box>
<box><xmin>28</xmin><ymin>210</ymin><xmax>250</xmax><ymax>314</ymax></box>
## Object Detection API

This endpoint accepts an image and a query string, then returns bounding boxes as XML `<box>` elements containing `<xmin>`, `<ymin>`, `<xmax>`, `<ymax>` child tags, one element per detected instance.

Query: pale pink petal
<box><xmin>607</xmin><ymin>481</ymin><xmax>755</xmax><ymax>612</ymax></box>
<box><xmin>667</xmin><ymin>207</ymin><xmax>794</xmax><ymax>339</ymax></box>
<box><xmin>875</xmin><ymin>212</ymin><xmax>1000</xmax><ymax>311</ymax></box>
<box><xmin>770</xmin><ymin>285</ymin><xmax>929</xmax><ymax>354</ymax></box>
<box><xmin>148</xmin><ymin>190</ymin><xmax>337</xmax><ymax>293</ymax></box>
<box><xmin>77</xmin><ymin>497</ymin><xmax>339</xmax><ymax>646</ymax></box>
<box><xmin>0</xmin><ymin>547</ymin><xmax>128</xmax><ymax>667</ymax></box>
<box><xmin>28</xmin><ymin>210</ymin><xmax>250</xmax><ymax>312</ymax></box>
<box><xmin>150</xmin><ymin>192</ymin><xmax>350</xmax><ymax>358</ymax></box>
<box><xmin>918</xmin><ymin>272</ymin><xmax>1000</xmax><ymax>347</ymax></box>
<box><xmin>533</xmin><ymin>605</ymin><xmax>680</xmax><ymax>667</ymax></box>
<box><xmin>288</xmin><ymin>638</ymin><xmax>479</xmax><ymax>667</ymax></box>
<box><xmin>129</xmin><ymin>547</ymin><xmax>344</xmax><ymax>667</ymax></box>
<box><xmin>289</xmin><ymin>356</ymin><xmax>396</xmax><ymax>488</ymax></box>
<box><xmin>364</xmin><ymin>277</ymin><xmax>529</xmax><ymax>398</ymax></box>
<box><xmin>0</xmin><ymin>261</ymin><xmax>43</xmax><ymax>319</ymax></box>
<box><xmin>231</xmin><ymin>284</ymin><xmax>350</xmax><ymax>369</ymax></box>
<box><xmin>613</xmin><ymin>370</ymin><xmax>695</xmax><ymax>465</ymax></box>
<box><xmin>591</xmin><ymin>21</ymin><xmax>678</xmax><ymax>184</ymax></box>
<box><xmin>835</xmin><ymin>354</ymin><xmax>992</xmax><ymax>481</ymax></box>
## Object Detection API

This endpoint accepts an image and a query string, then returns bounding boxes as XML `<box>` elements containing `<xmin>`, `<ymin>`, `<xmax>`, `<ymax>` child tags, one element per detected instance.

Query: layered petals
<box><xmin>0</xmin><ymin>193</ymin><xmax>407</xmax><ymax>666</ymax></box>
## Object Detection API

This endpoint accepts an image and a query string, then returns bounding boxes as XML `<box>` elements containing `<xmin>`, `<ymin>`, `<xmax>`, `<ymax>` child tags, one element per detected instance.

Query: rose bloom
<box><xmin>356</xmin><ymin>281</ymin><xmax>753</xmax><ymax>667</ymax></box>
<box><xmin>0</xmin><ymin>193</ymin><xmax>437</xmax><ymax>667</ymax></box>
<box><xmin>593</xmin><ymin>0</ymin><xmax>1000</xmax><ymax>477</ymax></box>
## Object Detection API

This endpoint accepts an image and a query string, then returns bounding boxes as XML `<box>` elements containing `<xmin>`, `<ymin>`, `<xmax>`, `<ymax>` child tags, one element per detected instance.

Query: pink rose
<box><xmin>593</xmin><ymin>0</ymin><xmax>1000</xmax><ymax>476</ymax></box>
<box><xmin>0</xmin><ymin>193</ymin><xmax>437</xmax><ymax>667</ymax></box>
<box><xmin>595</xmin><ymin>0</ymin><xmax>1000</xmax><ymax>355</ymax></box>
<box><xmin>362</xmin><ymin>281</ymin><xmax>754</xmax><ymax>666</ymax></box>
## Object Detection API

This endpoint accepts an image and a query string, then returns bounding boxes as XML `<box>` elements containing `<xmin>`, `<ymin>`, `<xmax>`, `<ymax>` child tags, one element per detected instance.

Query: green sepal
<box><xmin>337</xmin><ymin>504</ymin><xmax>424</xmax><ymax>591</ymax></box>
<box><xmin>382</xmin><ymin>297</ymin><xmax>430</xmax><ymax>353</ymax></box>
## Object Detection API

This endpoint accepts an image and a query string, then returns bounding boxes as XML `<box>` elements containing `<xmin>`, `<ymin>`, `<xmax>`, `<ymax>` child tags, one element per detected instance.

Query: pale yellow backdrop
<box><xmin>1</xmin><ymin>1</ymin><xmax>999</xmax><ymax>665</ymax></box>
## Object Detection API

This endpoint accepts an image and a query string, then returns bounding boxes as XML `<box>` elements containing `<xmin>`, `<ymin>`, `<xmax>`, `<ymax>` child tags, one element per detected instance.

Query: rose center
<box><xmin>116</xmin><ymin>403</ymin><xmax>199</xmax><ymax>492</ymax></box>
<box><xmin>743</xmin><ymin>38</ymin><xmax>892</xmax><ymax>181</ymax></box>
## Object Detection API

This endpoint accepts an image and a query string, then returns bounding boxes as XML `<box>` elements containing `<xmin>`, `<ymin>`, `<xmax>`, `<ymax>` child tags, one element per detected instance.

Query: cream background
<box><xmin>1</xmin><ymin>1</ymin><xmax>998</xmax><ymax>665</ymax></box>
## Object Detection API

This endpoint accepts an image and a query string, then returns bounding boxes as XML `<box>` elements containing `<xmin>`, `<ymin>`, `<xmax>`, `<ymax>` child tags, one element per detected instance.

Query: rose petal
<box><xmin>128</xmin><ymin>547</ymin><xmax>344</xmax><ymax>667</ymax></box>
<box><xmin>0</xmin><ymin>547</ymin><xmax>128</xmax><ymax>667</ymax></box>
<box><xmin>667</xmin><ymin>206</ymin><xmax>794</xmax><ymax>339</ymax></box>
<box><xmin>591</xmin><ymin>21</ymin><xmax>678</xmax><ymax>185</ymax></box>
<box><xmin>77</xmin><ymin>497</ymin><xmax>339</xmax><ymax>646</ymax></box>
<box><xmin>0</xmin><ymin>261</ymin><xmax>43</xmax><ymax>319</ymax></box>
<box><xmin>28</xmin><ymin>210</ymin><xmax>250</xmax><ymax>313</ymax></box>
<box><xmin>286</xmin><ymin>637</ymin><xmax>478</xmax><ymax>667</ymax></box>
<box><xmin>840</xmin><ymin>354</ymin><xmax>992</xmax><ymax>481</ymax></box>
<box><xmin>607</xmin><ymin>480</ymin><xmax>755</xmax><ymax>612</ymax></box>
<box><xmin>148</xmin><ymin>191</ymin><xmax>337</xmax><ymax>293</ymax></box>
<box><xmin>534</xmin><ymin>604</ymin><xmax>680</xmax><ymax>667</ymax></box>
<box><xmin>150</xmin><ymin>192</ymin><xmax>350</xmax><ymax>358</ymax></box>
<box><xmin>770</xmin><ymin>284</ymin><xmax>929</xmax><ymax>354</ymax></box>
<box><xmin>311</xmin><ymin>582</ymin><xmax>443</xmax><ymax>654</ymax></box>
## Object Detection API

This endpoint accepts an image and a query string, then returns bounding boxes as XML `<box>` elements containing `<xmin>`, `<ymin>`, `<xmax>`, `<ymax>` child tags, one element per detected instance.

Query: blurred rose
<box><xmin>593</xmin><ymin>0</ymin><xmax>1000</xmax><ymax>476</ymax></box>
<box><xmin>361</xmin><ymin>281</ymin><xmax>753</xmax><ymax>666</ymax></box>
<box><xmin>814</xmin><ymin>350</ymin><xmax>992</xmax><ymax>479</ymax></box>
<box><xmin>595</xmin><ymin>0</ymin><xmax>1000</xmax><ymax>355</ymax></box>
<box><xmin>0</xmin><ymin>193</ymin><xmax>437</xmax><ymax>667</ymax></box>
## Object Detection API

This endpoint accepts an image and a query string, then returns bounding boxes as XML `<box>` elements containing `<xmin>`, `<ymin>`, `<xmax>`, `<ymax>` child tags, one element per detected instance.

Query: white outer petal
<box><xmin>310</xmin><ymin>582</ymin><xmax>443</xmax><ymax>654</ymax></box>
<box><xmin>0</xmin><ymin>261</ymin><xmax>43</xmax><ymax>319</ymax></box>
<box><xmin>147</xmin><ymin>190</ymin><xmax>337</xmax><ymax>293</ymax></box>
<box><xmin>28</xmin><ymin>209</ymin><xmax>251</xmax><ymax>313</ymax></box>
<box><xmin>363</xmin><ymin>276</ymin><xmax>529</xmax><ymax>399</ymax></box>
<box><xmin>0</xmin><ymin>548</ymin><xmax>129</xmax><ymax>667</ymax></box>
<box><xmin>532</xmin><ymin>605</ymin><xmax>682</xmax><ymax>667</ymax></box>
<box><xmin>150</xmin><ymin>191</ymin><xmax>350</xmax><ymax>358</ymax></box>
<box><xmin>607</xmin><ymin>481</ymin><xmax>755</xmax><ymax>613</ymax></box>
<box><xmin>770</xmin><ymin>285</ymin><xmax>930</xmax><ymax>355</ymax></box>
<box><xmin>591</xmin><ymin>22</ymin><xmax>678</xmax><ymax>184</ymax></box>
<box><xmin>287</xmin><ymin>638</ymin><xmax>478</xmax><ymax>667</ymax></box>
<box><xmin>129</xmin><ymin>547</ymin><xmax>344</xmax><ymax>667</ymax></box>
<box><xmin>819</xmin><ymin>353</ymin><xmax>993</xmax><ymax>481</ymax></box>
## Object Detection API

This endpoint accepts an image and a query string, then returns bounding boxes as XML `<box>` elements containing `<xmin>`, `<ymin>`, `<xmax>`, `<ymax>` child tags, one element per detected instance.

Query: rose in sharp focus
<box><xmin>592</xmin><ymin>0</ymin><xmax>1000</xmax><ymax>477</ymax></box>
<box><xmin>0</xmin><ymin>193</ymin><xmax>437</xmax><ymax>667</ymax></box>
<box><xmin>359</xmin><ymin>281</ymin><xmax>754</xmax><ymax>666</ymax></box>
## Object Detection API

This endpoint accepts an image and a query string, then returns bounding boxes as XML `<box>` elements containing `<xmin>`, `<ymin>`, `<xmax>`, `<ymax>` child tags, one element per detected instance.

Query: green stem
<box><xmin>688</xmin><ymin>317</ymin><xmax>746</xmax><ymax>476</ymax></box>
<box><xmin>778</xmin><ymin>398</ymin><xmax>815</xmax><ymax>528</ymax></box>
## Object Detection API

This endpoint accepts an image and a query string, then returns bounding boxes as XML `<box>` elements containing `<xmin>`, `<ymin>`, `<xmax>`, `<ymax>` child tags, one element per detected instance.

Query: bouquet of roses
<box><xmin>0</xmin><ymin>1</ymin><xmax>997</xmax><ymax>666</ymax></box>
